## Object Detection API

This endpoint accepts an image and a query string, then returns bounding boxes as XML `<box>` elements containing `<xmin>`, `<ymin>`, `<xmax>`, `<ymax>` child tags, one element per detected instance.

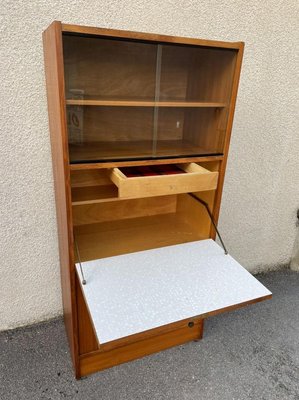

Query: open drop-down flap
<box><xmin>76</xmin><ymin>239</ymin><xmax>272</xmax><ymax>344</ymax></box>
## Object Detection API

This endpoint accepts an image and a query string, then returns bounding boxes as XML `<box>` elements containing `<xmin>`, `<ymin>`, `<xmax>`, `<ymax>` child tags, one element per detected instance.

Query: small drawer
<box><xmin>109</xmin><ymin>163</ymin><xmax>218</xmax><ymax>198</ymax></box>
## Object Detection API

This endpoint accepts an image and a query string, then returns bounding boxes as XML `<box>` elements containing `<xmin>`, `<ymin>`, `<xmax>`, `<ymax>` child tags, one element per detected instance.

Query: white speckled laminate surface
<box><xmin>76</xmin><ymin>239</ymin><xmax>271</xmax><ymax>344</ymax></box>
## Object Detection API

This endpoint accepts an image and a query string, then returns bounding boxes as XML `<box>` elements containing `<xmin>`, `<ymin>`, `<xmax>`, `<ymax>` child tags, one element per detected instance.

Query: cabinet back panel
<box><xmin>71</xmin><ymin>185</ymin><xmax>118</xmax><ymax>203</ymax></box>
<box><xmin>182</xmin><ymin>108</ymin><xmax>228</xmax><ymax>154</ymax></box>
<box><xmin>71</xmin><ymin>169</ymin><xmax>111</xmax><ymax>187</ymax></box>
<box><xmin>73</xmin><ymin>213</ymin><xmax>203</xmax><ymax>262</ymax></box>
<box><xmin>160</xmin><ymin>45</ymin><xmax>237</xmax><ymax>103</ymax></box>
<box><xmin>72</xmin><ymin>195</ymin><xmax>177</xmax><ymax>226</ymax></box>
<box><xmin>159</xmin><ymin>45</ymin><xmax>189</xmax><ymax>100</ymax></box>
<box><xmin>177</xmin><ymin>191</ymin><xmax>216</xmax><ymax>239</ymax></box>
<box><xmin>82</xmin><ymin>106</ymin><xmax>154</xmax><ymax>142</ymax></box>
<box><xmin>79</xmin><ymin>107</ymin><xmax>184</xmax><ymax>142</ymax></box>
<box><xmin>186</xmin><ymin>48</ymin><xmax>237</xmax><ymax>103</ymax></box>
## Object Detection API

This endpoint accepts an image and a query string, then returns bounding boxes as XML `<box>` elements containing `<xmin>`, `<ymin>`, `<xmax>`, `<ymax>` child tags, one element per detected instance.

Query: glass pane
<box><xmin>63</xmin><ymin>35</ymin><xmax>157</xmax><ymax>100</ymax></box>
<box><xmin>155</xmin><ymin>44</ymin><xmax>237</xmax><ymax>157</ymax></box>
<box><xmin>63</xmin><ymin>34</ymin><xmax>237</xmax><ymax>163</ymax></box>
<box><xmin>63</xmin><ymin>34</ymin><xmax>158</xmax><ymax>162</ymax></box>
<box><xmin>154</xmin><ymin>107</ymin><xmax>229</xmax><ymax>157</ymax></box>
<box><xmin>158</xmin><ymin>44</ymin><xmax>237</xmax><ymax>103</ymax></box>
<box><xmin>67</xmin><ymin>106</ymin><xmax>158</xmax><ymax>162</ymax></box>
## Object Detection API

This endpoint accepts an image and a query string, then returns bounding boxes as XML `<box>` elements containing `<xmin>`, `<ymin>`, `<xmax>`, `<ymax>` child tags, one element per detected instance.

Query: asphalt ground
<box><xmin>0</xmin><ymin>270</ymin><xmax>298</xmax><ymax>400</ymax></box>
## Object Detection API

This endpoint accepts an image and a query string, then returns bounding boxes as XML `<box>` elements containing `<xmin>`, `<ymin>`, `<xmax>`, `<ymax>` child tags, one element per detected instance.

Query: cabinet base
<box><xmin>78</xmin><ymin>319</ymin><xmax>204</xmax><ymax>378</ymax></box>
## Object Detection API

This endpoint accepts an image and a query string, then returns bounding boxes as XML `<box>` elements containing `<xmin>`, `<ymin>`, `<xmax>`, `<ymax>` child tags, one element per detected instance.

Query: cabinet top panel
<box><xmin>61</xmin><ymin>22</ymin><xmax>244</xmax><ymax>50</ymax></box>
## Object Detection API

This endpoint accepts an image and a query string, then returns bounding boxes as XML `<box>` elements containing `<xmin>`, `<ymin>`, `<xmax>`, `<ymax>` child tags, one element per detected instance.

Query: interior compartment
<box><xmin>73</xmin><ymin>190</ymin><xmax>216</xmax><ymax>262</ymax></box>
<box><xmin>63</xmin><ymin>34</ymin><xmax>237</xmax><ymax>163</ymax></box>
<box><xmin>156</xmin><ymin>107</ymin><xmax>228</xmax><ymax>156</ymax></box>
<box><xmin>71</xmin><ymin>163</ymin><xmax>220</xmax><ymax>262</ymax></box>
<box><xmin>68</xmin><ymin>106</ymin><xmax>227</xmax><ymax>162</ymax></box>
<box><xmin>71</xmin><ymin>169</ymin><xmax>117</xmax><ymax>204</ymax></box>
<box><xmin>70</xmin><ymin>163</ymin><xmax>218</xmax><ymax>203</ymax></box>
<box><xmin>159</xmin><ymin>44</ymin><xmax>237</xmax><ymax>103</ymax></box>
<box><xmin>63</xmin><ymin>35</ymin><xmax>237</xmax><ymax>103</ymax></box>
<box><xmin>67</xmin><ymin>106</ymin><xmax>156</xmax><ymax>162</ymax></box>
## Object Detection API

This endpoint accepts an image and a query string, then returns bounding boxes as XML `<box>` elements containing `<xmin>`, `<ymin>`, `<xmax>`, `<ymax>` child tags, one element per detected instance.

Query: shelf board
<box><xmin>66</xmin><ymin>99</ymin><xmax>227</xmax><ymax>108</ymax></box>
<box><xmin>69</xmin><ymin>140</ymin><xmax>220</xmax><ymax>164</ymax></box>
<box><xmin>70</xmin><ymin>154</ymin><xmax>223</xmax><ymax>170</ymax></box>
<box><xmin>76</xmin><ymin>239</ymin><xmax>272</xmax><ymax>344</ymax></box>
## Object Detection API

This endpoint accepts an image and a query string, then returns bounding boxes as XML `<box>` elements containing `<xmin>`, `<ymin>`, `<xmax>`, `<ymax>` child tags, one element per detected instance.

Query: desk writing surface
<box><xmin>76</xmin><ymin>239</ymin><xmax>271</xmax><ymax>344</ymax></box>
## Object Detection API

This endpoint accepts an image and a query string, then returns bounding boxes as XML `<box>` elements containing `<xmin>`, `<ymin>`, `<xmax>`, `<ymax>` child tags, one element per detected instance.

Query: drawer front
<box><xmin>109</xmin><ymin>163</ymin><xmax>218</xmax><ymax>198</ymax></box>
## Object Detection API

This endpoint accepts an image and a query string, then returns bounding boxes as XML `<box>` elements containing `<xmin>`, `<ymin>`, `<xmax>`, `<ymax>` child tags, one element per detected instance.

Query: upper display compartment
<box><xmin>62</xmin><ymin>33</ymin><xmax>238</xmax><ymax>163</ymax></box>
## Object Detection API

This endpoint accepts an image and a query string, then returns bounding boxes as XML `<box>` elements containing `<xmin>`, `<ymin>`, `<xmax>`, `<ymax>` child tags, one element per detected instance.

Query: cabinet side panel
<box><xmin>211</xmin><ymin>44</ymin><xmax>244</xmax><ymax>235</ymax></box>
<box><xmin>43</xmin><ymin>22</ymin><xmax>79</xmax><ymax>375</ymax></box>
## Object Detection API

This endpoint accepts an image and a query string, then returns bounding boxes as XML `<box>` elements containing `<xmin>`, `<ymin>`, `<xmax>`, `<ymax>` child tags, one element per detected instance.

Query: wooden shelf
<box><xmin>66</xmin><ymin>99</ymin><xmax>227</xmax><ymax>108</ymax></box>
<box><xmin>69</xmin><ymin>140</ymin><xmax>221</xmax><ymax>163</ymax></box>
<box><xmin>69</xmin><ymin>155</ymin><xmax>224</xmax><ymax>170</ymax></box>
<box><xmin>74</xmin><ymin>213</ymin><xmax>204</xmax><ymax>261</ymax></box>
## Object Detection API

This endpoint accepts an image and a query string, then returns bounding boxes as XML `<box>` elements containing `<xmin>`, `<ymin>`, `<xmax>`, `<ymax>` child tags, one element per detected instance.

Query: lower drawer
<box><xmin>109</xmin><ymin>162</ymin><xmax>218</xmax><ymax>198</ymax></box>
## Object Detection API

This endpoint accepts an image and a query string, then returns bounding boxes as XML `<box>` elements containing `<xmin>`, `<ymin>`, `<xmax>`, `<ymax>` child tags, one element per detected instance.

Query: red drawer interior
<box><xmin>119</xmin><ymin>165</ymin><xmax>184</xmax><ymax>178</ymax></box>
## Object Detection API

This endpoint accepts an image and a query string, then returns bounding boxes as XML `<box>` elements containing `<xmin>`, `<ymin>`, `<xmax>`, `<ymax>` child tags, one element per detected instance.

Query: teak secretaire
<box><xmin>43</xmin><ymin>21</ymin><xmax>271</xmax><ymax>378</ymax></box>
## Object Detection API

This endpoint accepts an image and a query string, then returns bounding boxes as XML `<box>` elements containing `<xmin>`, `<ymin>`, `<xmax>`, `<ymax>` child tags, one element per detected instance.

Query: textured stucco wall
<box><xmin>291</xmin><ymin>230</ymin><xmax>299</xmax><ymax>271</ymax></box>
<box><xmin>1</xmin><ymin>1</ymin><xmax>298</xmax><ymax>331</ymax></box>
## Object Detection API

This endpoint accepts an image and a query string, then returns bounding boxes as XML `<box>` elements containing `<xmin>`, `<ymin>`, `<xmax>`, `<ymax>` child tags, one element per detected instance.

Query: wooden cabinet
<box><xmin>43</xmin><ymin>21</ymin><xmax>271</xmax><ymax>378</ymax></box>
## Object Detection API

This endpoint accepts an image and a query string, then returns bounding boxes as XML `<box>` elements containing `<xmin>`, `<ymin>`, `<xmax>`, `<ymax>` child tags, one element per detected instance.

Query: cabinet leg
<box><xmin>194</xmin><ymin>318</ymin><xmax>204</xmax><ymax>342</ymax></box>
